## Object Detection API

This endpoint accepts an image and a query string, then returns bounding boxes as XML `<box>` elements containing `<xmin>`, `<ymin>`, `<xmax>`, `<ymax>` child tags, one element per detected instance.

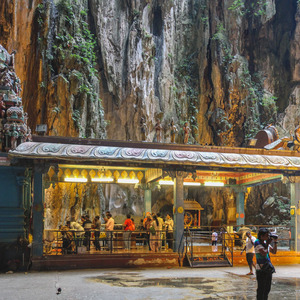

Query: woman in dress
<box><xmin>149</xmin><ymin>215</ymin><xmax>161</xmax><ymax>252</ymax></box>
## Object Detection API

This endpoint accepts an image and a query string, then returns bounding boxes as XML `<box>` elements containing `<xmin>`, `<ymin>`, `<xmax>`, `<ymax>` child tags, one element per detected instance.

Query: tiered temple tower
<box><xmin>0</xmin><ymin>44</ymin><xmax>31</xmax><ymax>152</ymax></box>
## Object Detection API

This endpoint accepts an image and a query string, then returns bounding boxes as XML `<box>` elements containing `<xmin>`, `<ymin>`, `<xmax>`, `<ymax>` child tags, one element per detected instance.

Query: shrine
<box><xmin>5</xmin><ymin>135</ymin><xmax>300</xmax><ymax>269</ymax></box>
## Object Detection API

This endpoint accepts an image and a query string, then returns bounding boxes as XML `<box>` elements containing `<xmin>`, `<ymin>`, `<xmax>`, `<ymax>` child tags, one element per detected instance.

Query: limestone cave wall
<box><xmin>3</xmin><ymin>0</ymin><xmax>300</xmax><ymax>144</ymax></box>
<box><xmin>1</xmin><ymin>0</ymin><xmax>299</xmax><ymax>226</ymax></box>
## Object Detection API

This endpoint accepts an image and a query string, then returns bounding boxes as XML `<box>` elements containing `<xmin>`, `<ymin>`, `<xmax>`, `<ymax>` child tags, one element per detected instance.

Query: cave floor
<box><xmin>1</xmin><ymin>265</ymin><xmax>299</xmax><ymax>300</ymax></box>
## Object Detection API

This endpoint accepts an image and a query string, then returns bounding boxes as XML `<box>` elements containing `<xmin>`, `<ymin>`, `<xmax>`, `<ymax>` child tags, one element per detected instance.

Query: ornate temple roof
<box><xmin>8</xmin><ymin>136</ymin><xmax>300</xmax><ymax>175</ymax></box>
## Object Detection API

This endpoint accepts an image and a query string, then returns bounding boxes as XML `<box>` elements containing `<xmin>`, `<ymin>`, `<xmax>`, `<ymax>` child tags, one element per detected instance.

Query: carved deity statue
<box><xmin>0</xmin><ymin>97</ymin><xmax>5</xmax><ymax>118</ymax></box>
<box><xmin>183</xmin><ymin>121</ymin><xmax>191</xmax><ymax>144</ymax></box>
<box><xmin>140</xmin><ymin>117</ymin><xmax>147</xmax><ymax>141</ymax></box>
<box><xmin>0</xmin><ymin>46</ymin><xmax>16</xmax><ymax>70</ymax></box>
<box><xmin>155</xmin><ymin>118</ymin><xmax>163</xmax><ymax>143</ymax></box>
<box><xmin>193</xmin><ymin>213</ymin><xmax>198</xmax><ymax>227</ymax></box>
<box><xmin>0</xmin><ymin>44</ymin><xmax>31</xmax><ymax>152</ymax></box>
<box><xmin>170</xmin><ymin>119</ymin><xmax>178</xmax><ymax>143</ymax></box>
<box><xmin>294</xmin><ymin>125</ymin><xmax>300</xmax><ymax>151</ymax></box>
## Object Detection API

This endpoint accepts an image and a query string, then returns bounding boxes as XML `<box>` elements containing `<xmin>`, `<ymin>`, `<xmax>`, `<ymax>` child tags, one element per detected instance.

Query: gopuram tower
<box><xmin>0</xmin><ymin>44</ymin><xmax>31</xmax><ymax>152</ymax></box>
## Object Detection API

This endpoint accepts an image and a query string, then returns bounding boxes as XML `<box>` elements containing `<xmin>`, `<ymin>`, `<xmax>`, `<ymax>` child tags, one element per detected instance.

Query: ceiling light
<box><xmin>183</xmin><ymin>182</ymin><xmax>201</xmax><ymax>186</ymax></box>
<box><xmin>204</xmin><ymin>181</ymin><xmax>224</xmax><ymax>187</ymax></box>
<box><xmin>159</xmin><ymin>180</ymin><xmax>174</xmax><ymax>185</ymax></box>
<box><xmin>91</xmin><ymin>177</ymin><xmax>114</xmax><ymax>182</ymax></box>
<box><xmin>117</xmin><ymin>178</ymin><xmax>139</xmax><ymax>184</ymax></box>
<box><xmin>64</xmin><ymin>177</ymin><xmax>88</xmax><ymax>183</ymax></box>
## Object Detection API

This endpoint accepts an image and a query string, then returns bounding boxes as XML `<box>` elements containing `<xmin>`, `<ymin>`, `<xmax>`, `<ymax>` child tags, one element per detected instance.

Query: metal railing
<box><xmin>43</xmin><ymin>224</ymin><xmax>294</xmax><ymax>256</ymax></box>
<box><xmin>221</xmin><ymin>229</ymin><xmax>234</xmax><ymax>266</ymax></box>
<box><xmin>43</xmin><ymin>229</ymin><xmax>174</xmax><ymax>255</ymax></box>
<box><xmin>229</xmin><ymin>224</ymin><xmax>294</xmax><ymax>251</ymax></box>
<box><xmin>178</xmin><ymin>227</ymin><xmax>234</xmax><ymax>266</ymax></box>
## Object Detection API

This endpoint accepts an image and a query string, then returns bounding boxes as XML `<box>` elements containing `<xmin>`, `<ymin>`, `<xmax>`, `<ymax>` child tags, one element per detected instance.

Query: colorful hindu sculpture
<box><xmin>155</xmin><ymin>118</ymin><xmax>163</xmax><ymax>143</ymax></box>
<box><xmin>293</xmin><ymin>125</ymin><xmax>300</xmax><ymax>152</ymax></box>
<box><xmin>183</xmin><ymin>122</ymin><xmax>191</xmax><ymax>144</ymax></box>
<box><xmin>0</xmin><ymin>44</ymin><xmax>31</xmax><ymax>152</ymax></box>
<box><xmin>170</xmin><ymin>119</ymin><xmax>178</xmax><ymax>143</ymax></box>
<box><xmin>140</xmin><ymin>117</ymin><xmax>147</xmax><ymax>141</ymax></box>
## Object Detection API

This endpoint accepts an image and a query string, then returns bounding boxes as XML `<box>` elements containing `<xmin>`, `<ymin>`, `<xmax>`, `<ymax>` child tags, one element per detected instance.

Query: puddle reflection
<box><xmin>86</xmin><ymin>274</ymin><xmax>300</xmax><ymax>299</ymax></box>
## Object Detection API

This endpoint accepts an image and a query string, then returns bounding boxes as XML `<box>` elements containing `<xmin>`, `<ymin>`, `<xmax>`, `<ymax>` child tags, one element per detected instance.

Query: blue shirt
<box><xmin>254</xmin><ymin>238</ymin><xmax>270</xmax><ymax>266</ymax></box>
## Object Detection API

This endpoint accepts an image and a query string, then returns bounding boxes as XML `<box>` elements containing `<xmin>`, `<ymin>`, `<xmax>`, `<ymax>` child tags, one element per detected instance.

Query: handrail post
<box><xmin>185</xmin><ymin>228</ymin><xmax>187</xmax><ymax>254</ymax></box>
<box><xmin>190</xmin><ymin>228</ymin><xmax>193</xmax><ymax>261</ymax></box>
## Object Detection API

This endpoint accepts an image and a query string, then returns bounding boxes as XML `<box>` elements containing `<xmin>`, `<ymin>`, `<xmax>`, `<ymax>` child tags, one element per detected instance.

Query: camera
<box><xmin>269</xmin><ymin>233</ymin><xmax>278</xmax><ymax>239</ymax></box>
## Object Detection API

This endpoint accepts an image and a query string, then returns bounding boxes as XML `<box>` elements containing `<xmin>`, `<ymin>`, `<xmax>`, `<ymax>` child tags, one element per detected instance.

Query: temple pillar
<box><xmin>235</xmin><ymin>186</ymin><xmax>245</xmax><ymax>229</ymax></box>
<box><xmin>290</xmin><ymin>178</ymin><xmax>300</xmax><ymax>252</ymax></box>
<box><xmin>174</xmin><ymin>171</ymin><xmax>185</xmax><ymax>252</ymax></box>
<box><xmin>32</xmin><ymin>170</ymin><xmax>44</xmax><ymax>257</ymax></box>
<box><xmin>144</xmin><ymin>189</ymin><xmax>152</xmax><ymax>214</ymax></box>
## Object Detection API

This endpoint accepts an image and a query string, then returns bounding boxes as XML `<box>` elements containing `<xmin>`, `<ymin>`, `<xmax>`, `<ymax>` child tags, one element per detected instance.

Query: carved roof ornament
<box><xmin>253</xmin><ymin>124</ymin><xmax>300</xmax><ymax>152</ymax></box>
<box><xmin>0</xmin><ymin>44</ymin><xmax>32</xmax><ymax>152</ymax></box>
<box><xmin>9</xmin><ymin>141</ymin><xmax>300</xmax><ymax>174</ymax></box>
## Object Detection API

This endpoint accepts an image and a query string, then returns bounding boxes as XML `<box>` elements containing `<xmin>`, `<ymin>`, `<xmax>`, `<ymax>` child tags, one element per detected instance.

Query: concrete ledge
<box><xmin>32</xmin><ymin>253</ymin><xmax>180</xmax><ymax>271</ymax></box>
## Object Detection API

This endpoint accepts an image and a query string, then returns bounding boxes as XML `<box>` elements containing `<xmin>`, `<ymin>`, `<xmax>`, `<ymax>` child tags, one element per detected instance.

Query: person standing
<box><xmin>105</xmin><ymin>213</ymin><xmax>114</xmax><ymax>251</ymax></box>
<box><xmin>123</xmin><ymin>214</ymin><xmax>133</xmax><ymax>250</ymax></box>
<box><xmin>150</xmin><ymin>215</ymin><xmax>160</xmax><ymax>252</ymax></box>
<box><xmin>212</xmin><ymin>229</ymin><xmax>218</xmax><ymax>252</ymax></box>
<box><xmin>157</xmin><ymin>213</ymin><xmax>164</xmax><ymax>250</ymax></box>
<box><xmin>69</xmin><ymin>220</ymin><xmax>85</xmax><ymax>247</ymax></box>
<box><xmin>164</xmin><ymin>214</ymin><xmax>174</xmax><ymax>250</ymax></box>
<box><xmin>103</xmin><ymin>211</ymin><xmax>110</xmax><ymax>223</ymax></box>
<box><xmin>241</xmin><ymin>231</ymin><xmax>256</xmax><ymax>275</ymax></box>
<box><xmin>143</xmin><ymin>214</ymin><xmax>152</xmax><ymax>250</ymax></box>
<box><xmin>83</xmin><ymin>215</ymin><xmax>92</xmax><ymax>251</ymax></box>
<box><xmin>255</xmin><ymin>228</ymin><xmax>278</xmax><ymax>300</ymax></box>
<box><xmin>93</xmin><ymin>216</ymin><xmax>101</xmax><ymax>251</ymax></box>
<box><xmin>131</xmin><ymin>218</ymin><xmax>136</xmax><ymax>231</ymax></box>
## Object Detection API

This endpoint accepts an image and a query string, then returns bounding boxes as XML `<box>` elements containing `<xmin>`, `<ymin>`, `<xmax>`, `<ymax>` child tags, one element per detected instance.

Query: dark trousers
<box><xmin>246</xmin><ymin>253</ymin><xmax>255</xmax><ymax>269</ymax></box>
<box><xmin>83</xmin><ymin>231</ymin><xmax>91</xmax><ymax>250</ymax></box>
<box><xmin>145</xmin><ymin>233</ymin><xmax>151</xmax><ymax>250</ymax></box>
<box><xmin>94</xmin><ymin>231</ymin><xmax>100</xmax><ymax>250</ymax></box>
<box><xmin>106</xmin><ymin>231</ymin><xmax>113</xmax><ymax>251</ymax></box>
<box><xmin>256</xmin><ymin>270</ymin><xmax>272</xmax><ymax>300</ymax></box>
<box><xmin>166</xmin><ymin>232</ymin><xmax>173</xmax><ymax>250</ymax></box>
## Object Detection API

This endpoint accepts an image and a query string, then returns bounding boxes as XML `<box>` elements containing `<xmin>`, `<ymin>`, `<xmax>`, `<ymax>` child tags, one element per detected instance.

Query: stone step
<box><xmin>187</xmin><ymin>254</ymin><xmax>231</xmax><ymax>268</ymax></box>
<box><xmin>191</xmin><ymin>260</ymin><xmax>230</xmax><ymax>268</ymax></box>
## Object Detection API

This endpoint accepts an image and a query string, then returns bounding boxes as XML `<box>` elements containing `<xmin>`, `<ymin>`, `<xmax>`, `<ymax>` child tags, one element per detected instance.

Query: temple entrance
<box><xmin>9</xmin><ymin>136</ymin><xmax>300</xmax><ymax>269</ymax></box>
<box><xmin>41</xmin><ymin>163</ymin><xmax>292</xmax><ymax>261</ymax></box>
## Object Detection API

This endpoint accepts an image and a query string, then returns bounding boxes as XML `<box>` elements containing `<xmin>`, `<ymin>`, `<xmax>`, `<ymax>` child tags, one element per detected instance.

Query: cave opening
<box><xmin>153</xmin><ymin>6</ymin><xmax>163</xmax><ymax>37</ymax></box>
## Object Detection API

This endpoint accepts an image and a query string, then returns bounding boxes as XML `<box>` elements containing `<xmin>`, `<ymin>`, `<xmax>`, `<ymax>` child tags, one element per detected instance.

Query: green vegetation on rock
<box><xmin>37</xmin><ymin>0</ymin><xmax>106</xmax><ymax>137</ymax></box>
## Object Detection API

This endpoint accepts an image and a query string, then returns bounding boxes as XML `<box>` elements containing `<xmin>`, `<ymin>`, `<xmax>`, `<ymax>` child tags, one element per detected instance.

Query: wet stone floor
<box><xmin>86</xmin><ymin>270</ymin><xmax>300</xmax><ymax>299</ymax></box>
<box><xmin>1</xmin><ymin>266</ymin><xmax>300</xmax><ymax>300</ymax></box>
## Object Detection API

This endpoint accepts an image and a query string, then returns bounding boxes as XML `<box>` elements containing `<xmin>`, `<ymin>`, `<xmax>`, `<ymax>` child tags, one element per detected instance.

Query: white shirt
<box><xmin>157</xmin><ymin>217</ymin><xmax>164</xmax><ymax>230</ymax></box>
<box><xmin>105</xmin><ymin>217</ymin><xmax>115</xmax><ymax>231</ymax></box>
<box><xmin>165</xmin><ymin>219</ymin><xmax>174</xmax><ymax>232</ymax></box>
<box><xmin>70</xmin><ymin>222</ymin><xmax>84</xmax><ymax>236</ymax></box>
<box><xmin>212</xmin><ymin>232</ymin><xmax>218</xmax><ymax>241</ymax></box>
<box><xmin>246</xmin><ymin>236</ymin><xmax>256</xmax><ymax>253</ymax></box>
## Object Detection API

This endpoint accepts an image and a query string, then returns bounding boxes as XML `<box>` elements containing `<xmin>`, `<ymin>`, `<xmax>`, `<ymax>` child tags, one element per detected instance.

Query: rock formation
<box><xmin>1</xmin><ymin>0</ymin><xmax>298</xmax><ymax>226</ymax></box>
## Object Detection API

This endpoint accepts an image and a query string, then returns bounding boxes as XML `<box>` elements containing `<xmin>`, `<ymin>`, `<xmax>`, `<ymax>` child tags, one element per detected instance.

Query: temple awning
<box><xmin>184</xmin><ymin>200</ymin><xmax>204</xmax><ymax>211</ymax></box>
<box><xmin>8</xmin><ymin>136</ymin><xmax>300</xmax><ymax>176</ymax></box>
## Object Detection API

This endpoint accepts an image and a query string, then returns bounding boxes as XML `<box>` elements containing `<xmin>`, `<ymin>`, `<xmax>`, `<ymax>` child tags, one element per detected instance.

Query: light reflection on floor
<box><xmin>86</xmin><ymin>271</ymin><xmax>300</xmax><ymax>299</ymax></box>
